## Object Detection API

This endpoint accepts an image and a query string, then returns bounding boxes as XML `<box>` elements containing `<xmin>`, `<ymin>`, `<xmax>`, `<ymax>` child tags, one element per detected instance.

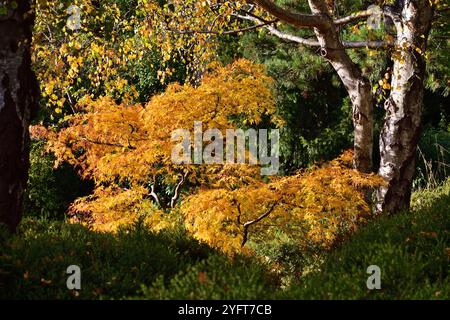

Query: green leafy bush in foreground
<box><xmin>1</xmin><ymin>180</ymin><xmax>449</xmax><ymax>299</ymax></box>
<box><xmin>25</xmin><ymin>141</ymin><xmax>93</xmax><ymax>221</ymax></box>
<box><xmin>139</xmin><ymin>255</ymin><xmax>275</xmax><ymax>300</ymax></box>
<box><xmin>0</xmin><ymin>220</ymin><xmax>276</xmax><ymax>299</ymax></box>
<box><xmin>279</xmin><ymin>179</ymin><xmax>450</xmax><ymax>300</ymax></box>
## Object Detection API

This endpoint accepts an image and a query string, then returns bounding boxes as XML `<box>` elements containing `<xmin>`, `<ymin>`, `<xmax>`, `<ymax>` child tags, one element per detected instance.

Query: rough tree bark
<box><xmin>307</xmin><ymin>0</ymin><xmax>374</xmax><ymax>173</ymax></box>
<box><xmin>250</xmin><ymin>0</ymin><xmax>437</xmax><ymax>212</ymax></box>
<box><xmin>252</xmin><ymin>0</ymin><xmax>375</xmax><ymax>173</ymax></box>
<box><xmin>0</xmin><ymin>0</ymin><xmax>38</xmax><ymax>231</ymax></box>
<box><xmin>376</xmin><ymin>0</ymin><xmax>434</xmax><ymax>213</ymax></box>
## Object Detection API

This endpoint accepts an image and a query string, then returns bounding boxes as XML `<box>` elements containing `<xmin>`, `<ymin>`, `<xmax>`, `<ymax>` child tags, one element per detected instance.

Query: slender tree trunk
<box><xmin>0</xmin><ymin>0</ymin><xmax>38</xmax><ymax>231</ymax></box>
<box><xmin>376</xmin><ymin>0</ymin><xmax>433</xmax><ymax>213</ymax></box>
<box><xmin>308</xmin><ymin>0</ymin><xmax>374</xmax><ymax>173</ymax></box>
<box><xmin>329</xmin><ymin>54</ymin><xmax>374</xmax><ymax>173</ymax></box>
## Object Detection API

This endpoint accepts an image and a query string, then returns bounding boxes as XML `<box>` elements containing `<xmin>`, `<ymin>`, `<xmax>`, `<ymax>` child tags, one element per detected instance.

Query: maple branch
<box><xmin>241</xmin><ymin>201</ymin><xmax>278</xmax><ymax>247</ymax></box>
<box><xmin>250</xmin><ymin>0</ymin><xmax>329</xmax><ymax>29</ymax></box>
<box><xmin>262</xmin><ymin>24</ymin><xmax>321</xmax><ymax>46</ymax></box>
<box><xmin>80</xmin><ymin>137</ymin><xmax>136</xmax><ymax>150</ymax></box>
<box><xmin>169</xmin><ymin>171</ymin><xmax>189</xmax><ymax>209</ymax></box>
<box><xmin>150</xmin><ymin>184</ymin><xmax>161</xmax><ymax>207</ymax></box>
<box><xmin>66</xmin><ymin>92</ymin><xmax>76</xmax><ymax>114</ymax></box>
<box><xmin>236</xmin><ymin>202</ymin><xmax>242</xmax><ymax>225</ymax></box>
<box><xmin>166</xmin><ymin>20</ymin><xmax>277</xmax><ymax>35</ymax></box>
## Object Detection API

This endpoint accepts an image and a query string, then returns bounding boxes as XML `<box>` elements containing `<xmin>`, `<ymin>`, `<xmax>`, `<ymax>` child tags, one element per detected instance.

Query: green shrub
<box><xmin>247</xmin><ymin>231</ymin><xmax>324</xmax><ymax>288</ymax></box>
<box><xmin>0</xmin><ymin>219</ymin><xmax>275</xmax><ymax>300</ymax></box>
<box><xmin>24</xmin><ymin>141</ymin><xmax>93</xmax><ymax>220</ymax></box>
<box><xmin>279</xmin><ymin>179</ymin><xmax>450</xmax><ymax>300</ymax></box>
<box><xmin>2</xmin><ymin>180</ymin><xmax>449</xmax><ymax>300</ymax></box>
<box><xmin>139</xmin><ymin>255</ymin><xmax>277</xmax><ymax>300</ymax></box>
<box><xmin>0</xmin><ymin>219</ymin><xmax>212</xmax><ymax>299</ymax></box>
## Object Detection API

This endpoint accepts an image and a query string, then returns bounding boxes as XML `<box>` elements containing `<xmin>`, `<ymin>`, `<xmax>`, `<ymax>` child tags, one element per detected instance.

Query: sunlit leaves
<box><xmin>35</xmin><ymin>59</ymin><xmax>278</xmax><ymax>231</ymax></box>
<box><xmin>33</xmin><ymin>0</ymin><xmax>149</xmax><ymax>115</ymax></box>
<box><xmin>182</xmin><ymin>150</ymin><xmax>386</xmax><ymax>254</ymax></box>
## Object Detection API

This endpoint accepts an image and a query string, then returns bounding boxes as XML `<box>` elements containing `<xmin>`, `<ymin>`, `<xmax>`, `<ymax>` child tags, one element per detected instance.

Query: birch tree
<box><xmin>144</xmin><ymin>0</ymin><xmax>437</xmax><ymax>213</ymax></box>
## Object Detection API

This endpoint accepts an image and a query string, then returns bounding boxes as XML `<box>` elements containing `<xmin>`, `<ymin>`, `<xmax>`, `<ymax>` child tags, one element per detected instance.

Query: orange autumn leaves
<box><xmin>34</xmin><ymin>59</ymin><xmax>277</xmax><ymax>231</ymax></box>
<box><xmin>32</xmin><ymin>59</ymin><xmax>385</xmax><ymax>254</ymax></box>
<box><xmin>182</xmin><ymin>151</ymin><xmax>385</xmax><ymax>254</ymax></box>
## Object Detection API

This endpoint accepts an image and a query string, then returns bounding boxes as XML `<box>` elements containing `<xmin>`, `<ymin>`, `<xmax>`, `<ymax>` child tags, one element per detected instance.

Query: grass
<box><xmin>1</xmin><ymin>179</ymin><xmax>449</xmax><ymax>299</ymax></box>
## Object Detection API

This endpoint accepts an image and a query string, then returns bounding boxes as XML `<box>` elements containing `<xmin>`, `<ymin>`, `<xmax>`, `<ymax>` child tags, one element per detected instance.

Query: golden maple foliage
<box><xmin>33</xmin><ymin>59</ymin><xmax>385</xmax><ymax>254</ymax></box>
<box><xmin>182</xmin><ymin>150</ymin><xmax>385</xmax><ymax>254</ymax></box>
<box><xmin>35</xmin><ymin>59</ymin><xmax>278</xmax><ymax>231</ymax></box>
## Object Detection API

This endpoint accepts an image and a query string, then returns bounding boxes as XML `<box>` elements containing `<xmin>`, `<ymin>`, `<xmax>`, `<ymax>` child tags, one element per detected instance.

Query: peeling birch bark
<box><xmin>376</xmin><ymin>0</ymin><xmax>433</xmax><ymax>213</ymax></box>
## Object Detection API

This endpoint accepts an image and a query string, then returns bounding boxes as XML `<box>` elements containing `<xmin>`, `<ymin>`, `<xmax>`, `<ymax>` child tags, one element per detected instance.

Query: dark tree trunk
<box><xmin>0</xmin><ymin>0</ymin><xmax>38</xmax><ymax>231</ymax></box>
<box><xmin>376</xmin><ymin>0</ymin><xmax>433</xmax><ymax>213</ymax></box>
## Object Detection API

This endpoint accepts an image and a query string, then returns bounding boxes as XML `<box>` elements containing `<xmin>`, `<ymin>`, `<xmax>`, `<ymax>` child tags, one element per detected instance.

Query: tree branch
<box><xmin>237</xmin><ymin>14</ymin><xmax>392</xmax><ymax>49</ymax></box>
<box><xmin>342</xmin><ymin>40</ymin><xmax>392</xmax><ymax>48</ymax></box>
<box><xmin>235</xmin><ymin>13</ymin><xmax>320</xmax><ymax>45</ymax></box>
<box><xmin>250</xmin><ymin>0</ymin><xmax>328</xmax><ymax>29</ymax></box>
<box><xmin>334</xmin><ymin>9</ymin><xmax>373</xmax><ymax>26</ymax></box>
<box><xmin>241</xmin><ymin>201</ymin><xmax>278</xmax><ymax>247</ymax></box>
<box><xmin>166</xmin><ymin>20</ymin><xmax>277</xmax><ymax>36</ymax></box>
<box><xmin>169</xmin><ymin>171</ymin><xmax>189</xmax><ymax>208</ymax></box>
<box><xmin>150</xmin><ymin>184</ymin><xmax>161</xmax><ymax>207</ymax></box>
<box><xmin>236</xmin><ymin>202</ymin><xmax>242</xmax><ymax>225</ymax></box>
<box><xmin>80</xmin><ymin>137</ymin><xmax>137</xmax><ymax>150</ymax></box>
<box><xmin>262</xmin><ymin>23</ymin><xmax>321</xmax><ymax>46</ymax></box>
